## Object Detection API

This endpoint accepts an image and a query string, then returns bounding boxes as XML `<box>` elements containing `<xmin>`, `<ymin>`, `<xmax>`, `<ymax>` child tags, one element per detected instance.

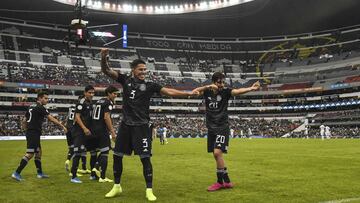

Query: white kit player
<box><xmin>320</xmin><ymin>124</ymin><xmax>325</xmax><ymax>140</ymax></box>
<box><xmin>230</xmin><ymin>128</ymin><xmax>235</xmax><ymax>138</ymax></box>
<box><xmin>325</xmin><ymin>126</ymin><xmax>331</xmax><ymax>139</ymax></box>
<box><xmin>163</xmin><ymin>126</ymin><xmax>168</xmax><ymax>144</ymax></box>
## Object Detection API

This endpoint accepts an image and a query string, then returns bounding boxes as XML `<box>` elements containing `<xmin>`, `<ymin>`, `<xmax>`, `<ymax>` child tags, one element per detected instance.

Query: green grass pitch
<box><xmin>0</xmin><ymin>138</ymin><xmax>360</xmax><ymax>203</ymax></box>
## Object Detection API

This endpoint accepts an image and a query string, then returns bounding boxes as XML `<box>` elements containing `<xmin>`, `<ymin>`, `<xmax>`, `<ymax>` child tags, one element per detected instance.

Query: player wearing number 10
<box><xmin>192</xmin><ymin>72</ymin><xmax>260</xmax><ymax>191</ymax></box>
<box><xmin>11</xmin><ymin>91</ymin><xmax>67</xmax><ymax>181</ymax></box>
<box><xmin>100</xmin><ymin>48</ymin><xmax>199</xmax><ymax>201</ymax></box>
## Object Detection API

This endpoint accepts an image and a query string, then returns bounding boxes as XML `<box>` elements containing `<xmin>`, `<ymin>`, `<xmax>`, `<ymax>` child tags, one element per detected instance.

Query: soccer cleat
<box><xmin>65</xmin><ymin>160</ymin><xmax>70</xmax><ymax>172</ymax></box>
<box><xmin>68</xmin><ymin>173</ymin><xmax>83</xmax><ymax>177</ymax></box>
<box><xmin>92</xmin><ymin>168</ymin><xmax>101</xmax><ymax>178</ymax></box>
<box><xmin>99</xmin><ymin>177</ymin><xmax>113</xmax><ymax>183</ymax></box>
<box><xmin>77</xmin><ymin>169</ymin><xmax>91</xmax><ymax>174</ymax></box>
<box><xmin>37</xmin><ymin>173</ymin><xmax>50</xmax><ymax>179</ymax></box>
<box><xmin>89</xmin><ymin>175</ymin><xmax>98</xmax><ymax>181</ymax></box>
<box><xmin>223</xmin><ymin>182</ymin><xmax>234</xmax><ymax>189</ymax></box>
<box><xmin>11</xmin><ymin>172</ymin><xmax>23</xmax><ymax>181</ymax></box>
<box><xmin>105</xmin><ymin>184</ymin><xmax>122</xmax><ymax>198</ymax></box>
<box><xmin>146</xmin><ymin>188</ymin><xmax>157</xmax><ymax>201</ymax></box>
<box><xmin>207</xmin><ymin>182</ymin><xmax>223</xmax><ymax>192</ymax></box>
<box><xmin>70</xmin><ymin>177</ymin><xmax>82</xmax><ymax>183</ymax></box>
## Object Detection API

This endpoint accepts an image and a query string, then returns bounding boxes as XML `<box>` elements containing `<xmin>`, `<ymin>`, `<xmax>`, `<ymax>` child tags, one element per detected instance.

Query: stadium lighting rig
<box><xmin>55</xmin><ymin>0</ymin><xmax>255</xmax><ymax>14</ymax></box>
<box><xmin>68</xmin><ymin>0</ymin><xmax>127</xmax><ymax>48</ymax></box>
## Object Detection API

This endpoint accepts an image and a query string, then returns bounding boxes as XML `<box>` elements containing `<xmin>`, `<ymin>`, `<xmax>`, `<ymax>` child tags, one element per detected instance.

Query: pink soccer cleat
<box><xmin>223</xmin><ymin>182</ymin><xmax>234</xmax><ymax>189</ymax></box>
<box><xmin>207</xmin><ymin>182</ymin><xmax>223</xmax><ymax>192</ymax></box>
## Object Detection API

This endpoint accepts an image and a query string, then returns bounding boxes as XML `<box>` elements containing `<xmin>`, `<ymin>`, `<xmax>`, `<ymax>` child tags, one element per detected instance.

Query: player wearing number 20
<box><xmin>192</xmin><ymin>72</ymin><xmax>260</xmax><ymax>192</ymax></box>
<box><xmin>100</xmin><ymin>48</ymin><xmax>198</xmax><ymax>201</ymax></box>
<box><xmin>11</xmin><ymin>91</ymin><xmax>67</xmax><ymax>181</ymax></box>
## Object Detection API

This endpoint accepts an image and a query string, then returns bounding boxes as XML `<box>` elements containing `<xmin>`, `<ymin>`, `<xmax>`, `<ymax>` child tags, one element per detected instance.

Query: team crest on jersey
<box><xmin>77</xmin><ymin>105</ymin><xmax>83</xmax><ymax>110</ymax></box>
<box><xmin>216</xmin><ymin>95</ymin><xmax>222</xmax><ymax>101</ymax></box>
<box><xmin>139</xmin><ymin>84</ymin><xmax>146</xmax><ymax>91</ymax></box>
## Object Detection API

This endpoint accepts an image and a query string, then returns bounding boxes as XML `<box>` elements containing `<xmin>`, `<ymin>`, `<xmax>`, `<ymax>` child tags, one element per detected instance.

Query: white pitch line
<box><xmin>319</xmin><ymin>197</ymin><xmax>360</xmax><ymax>203</ymax></box>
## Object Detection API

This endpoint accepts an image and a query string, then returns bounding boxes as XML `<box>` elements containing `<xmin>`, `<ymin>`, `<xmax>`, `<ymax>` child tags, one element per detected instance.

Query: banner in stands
<box><xmin>0</xmin><ymin>136</ymin><xmax>66</xmax><ymax>141</ymax></box>
<box><xmin>12</xmin><ymin>102</ymin><xmax>32</xmax><ymax>106</ymax></box>
<box><xmin>129</xmin><ymin>39</ymin><xmax>234</xmax><ymax>51</ymax></box>
<box><xmin>282</xmin><ymin>87</ymin><xmax>323</xmax><ymax>94</ymax></box>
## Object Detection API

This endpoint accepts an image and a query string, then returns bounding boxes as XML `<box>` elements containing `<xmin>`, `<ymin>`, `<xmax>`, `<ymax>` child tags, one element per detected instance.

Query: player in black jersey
<box><xmin>100</xmin><ymin>48</ymin><xmax>198</xmax><ymax>201</ymax></box>
<box><xmin>11</xmin><ymin>91</ymin><xmax>67</xmax><ymax>181</ymax></box>
<box><xmin>64</xmin><ymin>104</ymin><xmax>75</xmax><ymax>172</ymax></box>
<box><xmin>70</xmin><ymin>85</ymin><xmax>95</xmax><ymax>183</ymax></box>
<box><xmin>192</xmin><ymin>72</ymin><xmax>260</xmax><ymax>191</ymax></box>
<box><xmin>91</xmin><ymin>85</ymin><xmax>118</xmax><ymax>183</ymax></box>
<box><xmin>64</xmin><ymin>96</ymin><xmax>87</xmax><ymax>177</ymax></box>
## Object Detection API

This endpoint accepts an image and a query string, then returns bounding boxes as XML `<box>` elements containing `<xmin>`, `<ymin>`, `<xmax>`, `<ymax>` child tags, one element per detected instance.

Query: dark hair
<box><xmin>37</xmin><ymin>91</ymin><xmax>48</xmax><ymax>99</ymax></box>
<box><xmin>84</xmin><ymin>85</ymin><xmax>95</xmax><ymax>92</ymax></box>
<box><xmin>105</xmin><ymin>85</ymin><xmax>119</xmax><ymax>95</ymax></box>
<box><xmin>130</xmin><ymin>59</ymin><xmax>146</xmax><ymax>69</ymax></box>
<box><xmin>211</xmin><ymin>72</ymin><xmax>225</xmax><ymax>83</ymax></box>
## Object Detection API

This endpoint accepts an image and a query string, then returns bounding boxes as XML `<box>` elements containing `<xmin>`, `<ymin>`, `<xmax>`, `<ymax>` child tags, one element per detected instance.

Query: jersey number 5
<box><xmin>130</xmin><ymin>90</ymin><xmax>136</xmax><ymax>99</ymax></box>
<box><xmin>27</xmin><ymin>109</ymin><xmax>33</xmax><ymax>123</ymax></box>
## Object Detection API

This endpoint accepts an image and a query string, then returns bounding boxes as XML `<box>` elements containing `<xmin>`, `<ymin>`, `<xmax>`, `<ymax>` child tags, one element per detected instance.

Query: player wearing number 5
<box><xmin>192</xmin><ymin>72</ymin><xmax>260</xmax><ymax>191</ymax></box>
<box><xmin>100</xmin><ymin>48</ymin><xmax>198</xmax><ymax>201</ymax></box>
<box><xmin>12</xmin><ymin>91</ymin><xmax>67</xmax><ymax>181</ymax></box>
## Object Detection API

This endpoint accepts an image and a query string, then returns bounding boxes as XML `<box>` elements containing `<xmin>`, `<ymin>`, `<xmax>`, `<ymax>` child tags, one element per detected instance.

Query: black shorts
<box><xmin>26</xmin><ymin>131</ymin><xmax>41</xmax><ymax>153</ymax></box>
<box><xmin>114</xmin><ymin>122</ymin><xmax>152</xmax><ymax>156</ymax></box>
<box><xmin>72</xmin><ymin>127</ymin><xmax>99</xmax><ymax>152</ymax></box>
<box><xmin>207</xmin><ymin>126</ymin><xmax>230</xmax><ymax>153</ymax></box>
<box><xmin>72</xmin><ymin>128</ymin><xmax>87</xmax><ymax>153</ymax></box>
<box><xmin>66</xmin><ymin>130</ymin><xmax>74</xmax><ymax>147</ymax></box>
<box><xmin>93</xmin><ymin>130</ymin><xmax>111</xmax><ymax>152</ymax></box>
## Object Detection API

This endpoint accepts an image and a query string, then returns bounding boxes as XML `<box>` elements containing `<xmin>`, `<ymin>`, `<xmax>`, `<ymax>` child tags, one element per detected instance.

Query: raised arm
<box><xmin>160</xmin><ymin>87</ymin><xmax>199</xmax><ymax>98</ymax></box>
<box><xmin>231</xmin><ymin>81</ymin><xmax>260</xmax><ymax>96</ymax></box>
<box><xmin>100</xmin><ymin>48</ymin><xmax>119</xmax><ymax>80</ymax></box>
<box><xmin>47</xmin><ymin>114</ymin><xmax>67</xmax><ymax>133</ymax></box>
<box><xmin>192</xmin><ymin>84</ymin><xmax>218</xmax><ymax>96</ymax></box>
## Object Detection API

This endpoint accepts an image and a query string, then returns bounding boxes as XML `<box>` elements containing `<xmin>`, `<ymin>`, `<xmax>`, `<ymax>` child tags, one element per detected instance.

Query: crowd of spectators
<box><xmin>0</xmin><ymin>113</ymin><xmax>300</xmax><ymax>138</ymax></box>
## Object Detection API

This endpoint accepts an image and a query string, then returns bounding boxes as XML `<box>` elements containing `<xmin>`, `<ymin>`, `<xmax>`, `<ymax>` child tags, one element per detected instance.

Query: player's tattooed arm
<box><xmin>47</xmin><ymin>115</ymin><xmax>68</xmax><ymax>133</ymax></box>
<box><xmin>21</xmin><ymin>117</ymin><xmax>27</xmax><ymax>131</ymax></box>
<box><xmin>100</xmin><ymin>48</ymin><xmax>119</xmax><ymax>80</ymax></box>
<box><xmin>231</xmin><ymin>81</ymin><xmax>260</xmax><ymax>96</ymax></box>
<box><xmin>192</xmin><ymin>84</ymin><xmax>218</xmax><ymax>96</ymax></box>
<box><xmin>104</xmin><ymin>112</ymin><xmax>116</xmax><ymax>141</ymax></box>
<box><xmin>160</xmin><ymin>87</ymin><xmax>199</xmax><ymax>98</ymax></box>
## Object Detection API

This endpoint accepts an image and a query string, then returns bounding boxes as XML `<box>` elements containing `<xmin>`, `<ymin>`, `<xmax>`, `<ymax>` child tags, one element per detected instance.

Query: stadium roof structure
<box><xmin>0</xmin><ymin>0</ymin><xmax>360</xmax><ymax>37</ymax></box>
<box><xmin>53</xmin><ymin>0</ymin><xmax>255</xmax><ymax>15</ymax></box>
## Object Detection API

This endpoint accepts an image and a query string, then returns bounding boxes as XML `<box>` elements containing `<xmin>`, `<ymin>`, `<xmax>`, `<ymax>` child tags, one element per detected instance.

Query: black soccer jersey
<box><xmin>92</xmin><ymin>98</ymin><xmax>114</xmax><ymax>134</ymax></box>
<box><xmin>25</xmin><ymin>102</ymin><xmax>50</xmax><ymax>133</ymax></box>
<box><xmin>116</xmin><ymin>73</ymin><xmax>162</xmax><ymax>126</ymax></box>
<box><xmin>203</xmin><ymin>88</ymin><xmax>232</xmax><ymax>129</ymax></box>
<box><xmin>73</xmin><ymin>97</ymin><xmax>93</xmax><ymax>131</ymax></box>
<box><xmin>66</xmin><ymin>105</ymin><xmax>76</xmax><ymax>130</ymax></box>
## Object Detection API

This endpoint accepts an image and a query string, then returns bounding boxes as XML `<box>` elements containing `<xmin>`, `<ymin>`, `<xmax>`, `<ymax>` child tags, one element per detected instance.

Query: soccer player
<box><xmin>192</xmin><ymin>72</ymin><xmax>260</xmax><ymax>191</ymax></box>
<box><xmin>64</xmin><ymin>96</ymin><xmax>86</xmax><ymax>177</ymax></box>
<box><xmin>70</xmin><ymin>85</ymin><xmax>95</xmax><ymax>183</ymax></box>
<box><xmin>100</xmin><ymin>48</ymin><xmax>198</xmax><ymax>201</ymax></box>
<box><xmin>91</xmin><ymin>85</ymin><xmax>118</xmax><ymax>183</ymax></box>
<box><xmin>230</xmin><ymin>128</ymin><xmax>235</xmax><ymax>138</ymax></box>
<box><xmin>325</xmin><ymin>126</ymin><xmax>331</xmax><ymax>139</ymax></box>
<box><xmin>163</xmin><ymin>126</ymin><xmax>168</xmax><ymax>144</ymax></box>
<box><xmin>11</xmin><ymin>91</ymin><xmax>67</xmax><ymax>181</ymax></box>
<box><xmin>320</xmin><ymin>124</ymin><xmax>325</xmax><ymax>140</ymax></box>
<box><xmin>65</xmin><ymin>104</ymin><xmax>75</xmax><ymax>172</ymax></box>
